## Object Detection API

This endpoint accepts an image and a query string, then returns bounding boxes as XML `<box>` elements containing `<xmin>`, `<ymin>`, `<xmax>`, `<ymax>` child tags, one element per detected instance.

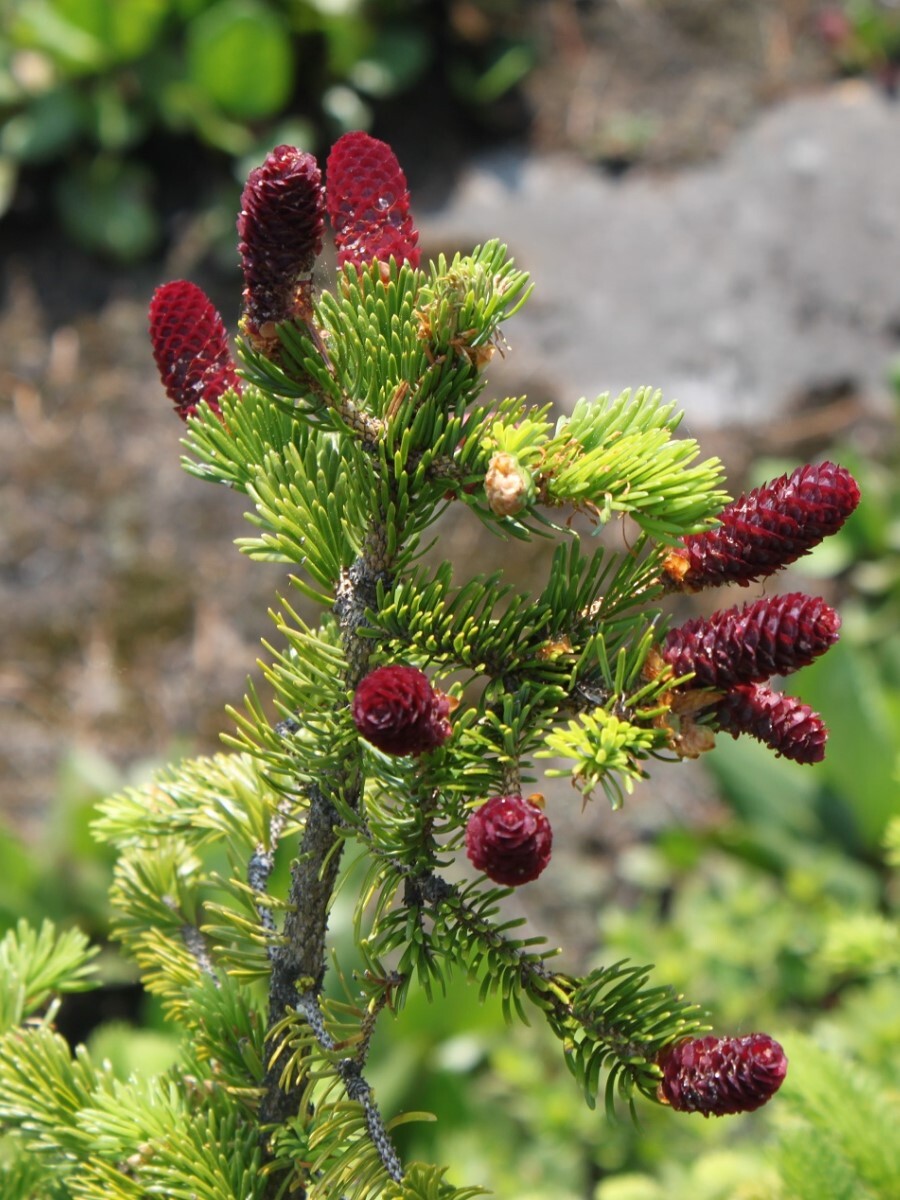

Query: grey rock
<box><xmin>423</xmin><ymin>85</ymin><xmax>900</xmax><ymax>428</ymax></box>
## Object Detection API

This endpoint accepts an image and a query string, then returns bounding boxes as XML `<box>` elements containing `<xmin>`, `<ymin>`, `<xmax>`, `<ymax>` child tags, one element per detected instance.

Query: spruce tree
<box><xmin>0</xmin><ymin>133</ymin><xmax>861</xmax><ymax>1199</ymax></box>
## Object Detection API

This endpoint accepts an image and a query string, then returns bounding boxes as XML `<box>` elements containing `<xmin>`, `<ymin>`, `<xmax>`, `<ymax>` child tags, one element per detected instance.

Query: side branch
<box><xmin>399</xmin><ymin>867</ymin><xmax>568</xmax><ymax>1028</ymax></box>
<box><xmin>296</xmin><ymin>990</ymin><xmax>404</xmax><ymax>1184</ymax></box>
<box><xmin>249</xmin><ymin>795</ymin><xmax>296</xmax><ymax>953</ymax></box>
<box><xmin>178</xmin><ymin>920</ymin><xmax>220</xmax><ymax>983</ymax></box>
<box><xmin>409</xmin><ymin>868</ymin><xmax>705</xmax><ymax>1100</ymax></box>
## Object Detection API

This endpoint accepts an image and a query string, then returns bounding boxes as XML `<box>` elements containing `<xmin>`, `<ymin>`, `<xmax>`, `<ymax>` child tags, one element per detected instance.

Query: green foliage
<box><xmin>603</xmin><ymin>842</ymin><xmax>880</xmax><ymax>1028</ymax></box>
<box><xmin>774</xmin><ymin>1034</ymin><xmax>900</xmax><ymax>1200</ymax></box>
<box><xmin>0</xmin><ymin>1021</ymin><xmax>267</xmax><ymax>1198</ymax></box>
<box><xmin>565</xmin><ymin>961</ymin><xmax>707</xmax><ymax>1117</ymax></box>
<box><xmin>541</xmin><ymin>390</ymin><xmax>728</xmax><ymax>539</ymax></box>
<box><xmin>382</xmin><ymin>1162</ymin><xmax>489</xmax><ymax>1200</ymax></box>
<box><xmin>824</xmin><ymin>3</ymin><xmax>900</xmax><ymax>82</ymax></box>
<box><xmin>93</xmin><ymin>750</ymin><xmax>302</xmax><ymax>1000</ymax></box>
<box><xmin>575</xmin><ymin>684</ymin><xmax>900</xmax><ymax>1199</ymax></box>
<box><xmin>0</xmin><ymin>1140</ymin><xmax>66</xmax><ymax>1200</ymax></box>
<box><xmin>0</xmin><ymin>748</ymin><xmax>146</xmax><ymax>956</ymax></box>
<box><xmin>0</xmin><ymin>919</ymin><xmax>98</xmax><ymax>1034</ymax></box>
<box><xmin>186</xmin><ymin>0</ymin><xmax>294</xmax><ymax>121</ymax></box>
<box><xmin>539</xmin><ymin>689</ymin><xmax>668</xmax><ymax>809</ymax></box>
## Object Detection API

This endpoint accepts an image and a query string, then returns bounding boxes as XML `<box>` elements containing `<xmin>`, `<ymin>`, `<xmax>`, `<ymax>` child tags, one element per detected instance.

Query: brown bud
<box><xmin>485</xmin><ymin>452</ymin><xmax>533</xmax><ymax>517</ymax></box>
<box><xmin>237</xmin><ymin>145</ymin><xmax>325</xmax><ymax>342</ymax></box>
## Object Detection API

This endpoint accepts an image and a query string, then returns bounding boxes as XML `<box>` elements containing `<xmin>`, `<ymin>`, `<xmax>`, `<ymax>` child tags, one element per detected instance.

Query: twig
<box><xmin>248</xmin><ymin>795</ymin><xmax>295</xmax><ymax>957</ymax></box>
<box><xmin>296</xmin><ymin>990</ymin><xmax>404</xmax><ymax>1185</ymax></box>
<box><xmin>167</xmin><ymin>900</ymin><xmax>219</xmax><ymax>984</ymax></box>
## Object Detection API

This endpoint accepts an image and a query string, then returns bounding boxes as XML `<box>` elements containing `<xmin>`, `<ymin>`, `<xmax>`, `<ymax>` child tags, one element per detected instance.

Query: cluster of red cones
<box><xmin>661</xmin><ymin>462</ymin><xmax>860</xmax><ymax>763</ymax></box>
<box><xmin>149</xmin><ymin>132</ymin><xmax>420</xmax><ymax>419</ymax></box>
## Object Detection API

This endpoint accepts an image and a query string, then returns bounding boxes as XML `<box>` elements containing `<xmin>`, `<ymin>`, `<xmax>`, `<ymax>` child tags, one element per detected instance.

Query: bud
<box><xmin>484</xmin><ymin>452</ymin><xmax>534</xmax><ymax>518</ymax></box>
<box><xmin>714</xmin><ymin>682</ymin><xmax>827</xmax><ymax>764</ymax></box>
<box><xmin>237</xmin><ymin>145</ymin><xmax>325</xmax><ymax>342</ymax></box>
<box><xmin>657</xmin><ymin>1033</ymin><xmax>787</xmax><ymax>1117</ymax></box>
<box><xmin>352</xmin><ymin>665</ymin><xmax>451</xmax><ymax>756</ymax></box>
<box><xmin>662</xmin><ymin>592</ymin><xmax>840</xmax><ymax>689</ymax></box>
<box><xmin>465</xmin><ymin>794</ymin><xmax>552</xmax><ymax>887</ymax></box>
<box><xmin>148</xmin><ymin>281</ymin><xmax>241</xmax><ymax>420</ymax></box>
<box><xmin>664</xmin><ymin>462</ymin><xmax>861</xmax><ymax>590</ymax></box>
<box><xmin>325</xmin><ymin>131</ymin><xmax>420</xmax><ymax>271</ymax></box>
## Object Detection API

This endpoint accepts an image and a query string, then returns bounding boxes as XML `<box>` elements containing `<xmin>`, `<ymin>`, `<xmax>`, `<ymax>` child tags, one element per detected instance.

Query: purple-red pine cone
<box><xmin>465</xmin><ymin>794</ymin><xmax>553</xmax><ymax>887</ymax></box>
<box><xmin>326</xmin><ymin>131</ymin><xmax>420</xmax><ymax>270</ymax></box>
<box><xmin>237</xmin><ymin>145</ymin><xmax>325</xmax><ymax>335</ymax></box>
<box><xmin>666</xmin><ymin>461</ymin><xmax>861</xmax><ymax>590</ymax></box>
<box><xmin>714</xmin><ymin>683</ymin><xmax>828</xmax><ymax>764</ymax></box>
<box><xmin>662</xmin><ymin>592</ymin><xmax>840</xmax><ymax>689</ymax></box>
<box><xmin>148</xmin><ymin>281</ymin><xmax>241</xmax><ymax>419</ymax></box>
<box><xmin>352</xmin><ymin>665</ymin><xmax>451</xmax><ymax>756</ymax></box>
<box><xmin>657</xmin><ymin>1033</ymin><xmax>787</xmax><ymax>1117</ymax></box>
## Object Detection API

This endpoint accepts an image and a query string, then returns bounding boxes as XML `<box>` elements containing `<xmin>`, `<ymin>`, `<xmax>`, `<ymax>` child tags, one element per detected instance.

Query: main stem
<box><xmin>259</xmin><ymin>519</ymin><xmax>393</xmax><ymax>1183</ymax></box>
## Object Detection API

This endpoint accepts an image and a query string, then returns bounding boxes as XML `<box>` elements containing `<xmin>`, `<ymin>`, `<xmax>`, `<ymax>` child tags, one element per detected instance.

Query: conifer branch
<box><xmin>343</xmin><ymin>1061</ymin><xmax>405</xmax><ymax>1186</ymax></box>
<box><xmin>260</xmin><ymin>430</ymin><xmax>407</xmax><ymax>1174</ymax></box>
<box><xmin>391</xmin><ymin>863</ymin><xmax>705</xmax><ymax>1108</ymax></box>
<box><xmin>273</xmin><ymin>318</ymin><xmax>387</xmax><ymax>444</ymax></box>
<box><xmin>336</xmin><ymin>523</ymin><xmax>394</xmax><ymax>684</ymax></box>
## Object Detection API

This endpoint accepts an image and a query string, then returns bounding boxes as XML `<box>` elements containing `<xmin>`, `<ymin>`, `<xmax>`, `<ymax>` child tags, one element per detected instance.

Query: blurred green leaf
<box><xmin>348</xmin><ymin>26</ymin><xmax>430</xmax><ymax>98</ymax></box>
<box><xmin>799</xmin><ymin>641</ymin><xmax>900</xmax><ymax>850</ymax></box>
<box><xmin>449</xmin><ymin>37</ymin><xmax>535</xmax><ymax>106</ymax></box>
<box><xmin>173</xmin><ymin>0</ymin><xmax>217</xmax><ymax>16</ymax></box>
<box><xmin>0</xmin><ymin>827</ymin><xmax>43</xmax><ymax>929</ymax></box>
<box><xmin>55</xmin><ymin>154</ymin><xmax>160</xmax><ymax>260</ymax></box>
<box><xmin>707</xmin><ymin>640</ymin><xmax>900</xmax><ymax>857</ymax></box>
<box><xmin>774</xmin><ymin>1032</ymin><xmax>900</xmax><ymax>1198</ymax></box>
<box><xmin>321</xmin><ymin>81</ymin><xmax>370</xmax><ymax>131</ymax></box>
<box><xmin>88</xmin><ymin>78</ymin><xmax>150</xmax><ymax>150</ymax></box>
<box><xmin>3</xmin><ymin>0</ymin><xmax>539</xmax><ymax>259</ymax></box>
<box><xmin>54</xmin><ymin>0</ymin><xmax>169</xmax><ymax>61</ymax></box>
<box><xmin>308</xmin><ymin>9</ymin><xmax>371</xmax><ymax>77</ymax></box>
<box><xmin>9</xmin><ymin>0</ymin><xmax>104</xmax><ymax>72</ymax></box>
<box><xmin>704</xmin><ymin>733</ymin><xmax>820</xmax><ymax>840</ymax></box>
<box><xmin>87</xmin><ymin>1020</ymin><xmax>181</xmax><ymax>1079</ymax></box>
<box><xmin>0</xmin><ymin>57</ymin><xmax>23</xmax><ymax>107</ymax></box>
<box><xmin>0</xmin><ymin>84</ymin><xmax>88</xmax><ymax>162</ymax></box>
<box><xmin>187</xmin><ymin>0</ymin><xmax>294</xmax><ymax>120</ymax></box>
<box><xmin>158</xmin><ymin>78</ymin><xmax>256</xmax><ymax>154</ymax></box>
<box><xmin>11</xmin><ymin>0</ymin><xmax>169</xmax><ymax>71</ymax></box>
